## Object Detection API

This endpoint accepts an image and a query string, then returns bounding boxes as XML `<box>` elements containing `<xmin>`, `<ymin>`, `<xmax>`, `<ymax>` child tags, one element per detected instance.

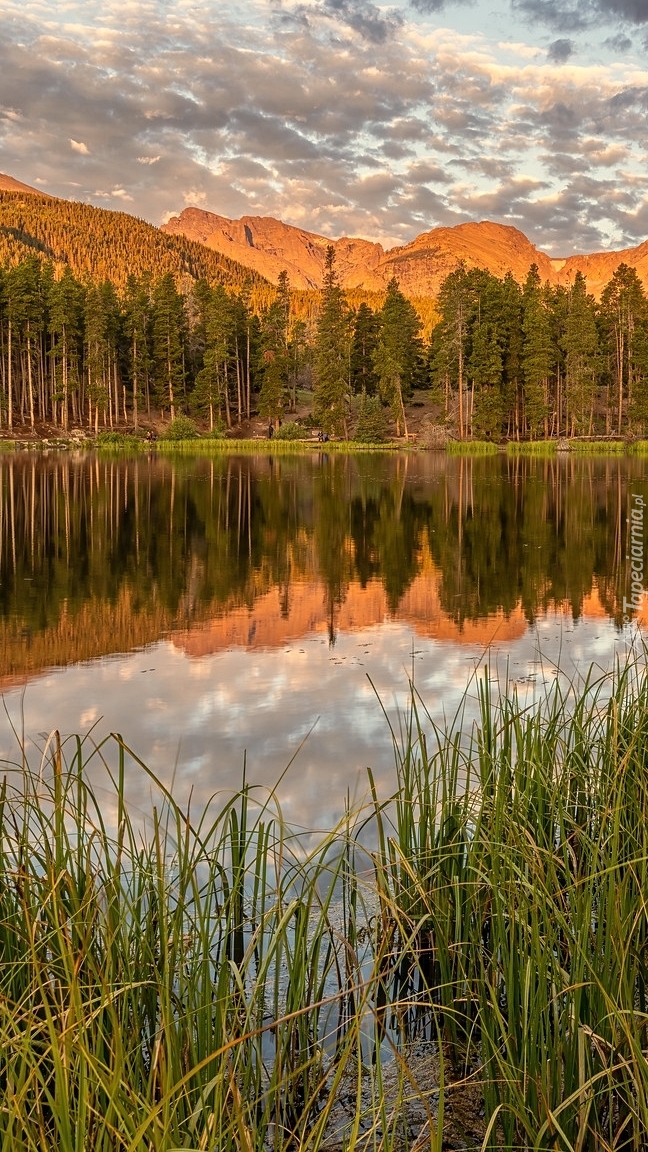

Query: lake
<box><xmin>0</xmin><ymin>449</ymin><xmax>644</xmax><ymax>826</ymax></box>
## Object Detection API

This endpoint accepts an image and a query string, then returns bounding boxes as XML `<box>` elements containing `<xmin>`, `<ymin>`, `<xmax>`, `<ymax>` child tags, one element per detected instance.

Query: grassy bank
<box><xmin>4</xmin><ymin>661</ymin><xmax>648</xmax><ymax>1149</ymax></box>
<box><xmin>151</xmin><ymin>437</ymin><xmax>410</xmax><ymax>455</ymax></box>
<box><xmin>446</xmin><ymin>439</ymin><xmax>498</xmax><ymax>455</ymax></box>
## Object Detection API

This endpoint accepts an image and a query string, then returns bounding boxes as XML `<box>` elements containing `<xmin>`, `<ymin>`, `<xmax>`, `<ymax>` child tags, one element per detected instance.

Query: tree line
<box><xmin>1</xmin><ymin>240</ymin><xmax>648</xmax><ymax>438</ymax></box>
<box><xmin>0</xmin><ymin>247</ymin><xmax>425</xmax><ymax>435</ymax></box>
<box><xmin>431</xmin><ymin>261</ymin><xmax>648</xmax><ymax>439</ymax></box>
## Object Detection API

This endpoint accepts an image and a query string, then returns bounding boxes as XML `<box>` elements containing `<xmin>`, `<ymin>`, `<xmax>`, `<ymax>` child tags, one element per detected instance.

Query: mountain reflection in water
<box><xmin>0</xmin><ymin>450</ymin><xmax>644</xmax><ymax>822</ymax></box>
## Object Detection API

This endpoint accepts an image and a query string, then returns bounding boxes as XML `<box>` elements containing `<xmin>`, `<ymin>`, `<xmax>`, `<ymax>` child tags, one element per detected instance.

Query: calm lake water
<box><xmin>0</xmin><ymin>449</ymin><xmax>644</xmax><ymax>825</ymax></box>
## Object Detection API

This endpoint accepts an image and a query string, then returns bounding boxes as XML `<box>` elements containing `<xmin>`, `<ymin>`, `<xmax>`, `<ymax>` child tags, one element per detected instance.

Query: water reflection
<box><xmin>0</xmin><ymin>451</ymin><xmax>644</xmax><ymax>820</ymax></box>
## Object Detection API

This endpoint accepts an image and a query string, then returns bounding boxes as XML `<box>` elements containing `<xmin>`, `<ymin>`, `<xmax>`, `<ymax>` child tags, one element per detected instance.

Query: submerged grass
<box><xmin>4</xmin><ymin>659</ymin><xmax>648</xmax><ymax>1148</ymax></box>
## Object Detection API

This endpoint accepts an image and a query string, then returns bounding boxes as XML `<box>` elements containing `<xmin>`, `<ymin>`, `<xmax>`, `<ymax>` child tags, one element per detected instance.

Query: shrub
<box><xmin>272</xmin><ymin>421</ymin><xmax>303</xmax><ymax>441</ymax></box>
<box><xmin>203</xmin><ymin>424</ymin><xmax>227</xmax><ymax>440</ymax></box>
<box><xmin>160</xmin><ymin>415</ymin><xmax>200</xmax><ymax>441</ymax></box>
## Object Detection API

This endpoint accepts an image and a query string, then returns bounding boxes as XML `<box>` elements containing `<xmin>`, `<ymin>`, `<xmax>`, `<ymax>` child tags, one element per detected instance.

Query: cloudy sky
<box><xmin>1</xmin><ymin>0</ymin><xmax>647</xmax><ymax>254</ymax></box>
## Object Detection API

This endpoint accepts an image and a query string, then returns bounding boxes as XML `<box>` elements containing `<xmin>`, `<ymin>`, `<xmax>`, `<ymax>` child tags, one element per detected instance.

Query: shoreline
<box><xmin>1</xmin><ymin>433</ymin><xmax>648</xmax><ymax>456</ymax></box>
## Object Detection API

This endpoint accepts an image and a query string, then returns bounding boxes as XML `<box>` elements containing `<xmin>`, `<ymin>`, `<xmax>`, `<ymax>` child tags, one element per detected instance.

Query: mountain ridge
<box><xmin>162</xmin><ymin>206</ymin><xmax>648</xmax><ymax>299</ymax></box>
<box><xmin>1</xmin><ymin>171</ymin><xmax>647</xmax><ymax>300</ymax></box>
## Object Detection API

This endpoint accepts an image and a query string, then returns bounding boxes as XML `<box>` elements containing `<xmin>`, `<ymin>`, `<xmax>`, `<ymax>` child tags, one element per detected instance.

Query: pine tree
<box><xmin>561</xmin><ymin>272</ymin><xmax>600</xmax><ymax>435</ymax></box>
<box><xmin>124</xmin><ymin>274</ymin><xmax>153</xmax><ymax>428</ymax></box>
<box><xmin>431</xmin><ymin>263</ymin><xmax>472</xmax><ymax>438</ymax></box>
<box><xmin>84</xmin><ymin>283</ymin><xmax>110</xmax><ymax>430</ymax></box>
<box><xmin>152</xmin><ymin>273</ymin><xmax>186</xmax><ymax>421</ymax></box>
<box><xmin>521</xmin><ymin>266</ymin><xmax>553</xmax><ymax>439</ymax></box>
<box><xmin>48</xmin><ymin>266</ymin><xmax>84</xmax><ymax>430</ymax></box>
<box><xmin>372</xmin><ymin>278</ymin><xmax>422</xmax><ymax>437</ymax></box>
<box><xmin>313</xmin><ymin>247</ymin><xmax>349</xmax><ymax>437</ymax></box>
<box><xmin>350</xmin><ymin>303</ymin><xmax>380</xmax><ymax>395</ymax></box>
<box><xmin>600</xmin><ymin>263</ymin><xmax>648</xmax><ymax>434</ymax></box>
<box><xmin>468</xmin><ymin>272</ymin><xmax>505</xmax><ymax>439</ymax></box>
<box><xmin>5</xmin><ymin>256</ymin><xmax>43</xmax><ymax>429</ymax></box>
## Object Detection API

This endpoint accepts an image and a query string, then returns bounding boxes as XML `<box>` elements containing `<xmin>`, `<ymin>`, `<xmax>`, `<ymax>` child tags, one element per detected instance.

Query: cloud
<box><xmin>277</xmin><ymin>0</ymin><xmax>404</xmax><ymax>42</ymax></box>
<box><xmin>603</xmin><ymin>32</ymin><xmax>633</xmax><ymax>48</ymax></box>
<box><xmin>322</xmin><ymin>0</ymin><xmax>404</xmax><ymax>42</ymax></box>
<box><xmin>0</xmin><ymin>0</ymin><xmax>648</xmax><ymax>256</ymax></box>
<box><xmin>512</xmin><ymin>0</ymin><xmax>648</xmax><ymax>32</ymax></box>
<box><xmin>547</xmin><ymin>38</ymin><xmax>574</xmax><ymax>61</ymax></box>
<box><xmin>70</xmin><ymin>138</ymin><xmax>90</xmax><ymax>154</ymax></box>
<box><xmin>410</xmin><ymin>0</ymin><xmax>474</xmax><ymax>12</ymax></box>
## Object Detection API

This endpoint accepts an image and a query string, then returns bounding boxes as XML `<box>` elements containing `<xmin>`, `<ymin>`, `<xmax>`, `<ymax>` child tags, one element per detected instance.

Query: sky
<box><xmin>0</xmin><ymin>0</ymin><xmax>647</xmax><ymax>255</ymax></box>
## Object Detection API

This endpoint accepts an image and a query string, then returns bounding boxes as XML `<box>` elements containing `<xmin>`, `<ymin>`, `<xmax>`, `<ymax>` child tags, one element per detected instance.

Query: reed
<box><xmin>4</xmin><ymin>658</ymin><xmax>648</xmax><ymax>1149</ymax></box>
<box><xmin>571</xmin><ymin>440</ymin><xmax>627</xmax><ymax>454</ymax></box>
<box><xmin>445</xmin><ymin>440</ymin><xmax>499</xmax><ymax>455</ymax></box>
<box><xmin>151</xmin><ymin>438</ymin><xmax>409</xmax><ymax>455</ymax></box>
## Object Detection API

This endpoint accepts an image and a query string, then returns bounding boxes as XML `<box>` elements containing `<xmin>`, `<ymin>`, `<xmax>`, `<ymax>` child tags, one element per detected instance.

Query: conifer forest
<box><xmin>1</xmin><ymin>191</ymin><xmax>648</xmax><ymax>440</ymax></box>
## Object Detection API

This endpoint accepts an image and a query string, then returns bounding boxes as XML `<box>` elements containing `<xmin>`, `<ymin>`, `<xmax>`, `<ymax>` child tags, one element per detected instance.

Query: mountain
<box><xmin>162</xmin><ymin>207</ymin><xmax>648</xmax><ymax>299</ymax></box>
<box><xmin>0</xmin><ymin>188</ymin><xmax>271</xmax><ymax>293</ymax></box>
<box><xmin>2</xmin><ymin>171</ymin><xmax>647</xmax><ymax>300</ymax></box>
<box><xmin>0</xmin><ymin>172</ymin><xmax>43</xmax><ymax>195</ymax></box>
<box><xmin>555</xmin><ymin>241</ymin><xmax>648</xmax><ymax>300</ymax></box>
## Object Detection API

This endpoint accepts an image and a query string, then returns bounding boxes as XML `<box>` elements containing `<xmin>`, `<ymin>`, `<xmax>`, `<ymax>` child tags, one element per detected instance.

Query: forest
<box><xmin>1</xmin><ymin>187</ymin><xmax>648</xmax><ymax>440</ymax></box>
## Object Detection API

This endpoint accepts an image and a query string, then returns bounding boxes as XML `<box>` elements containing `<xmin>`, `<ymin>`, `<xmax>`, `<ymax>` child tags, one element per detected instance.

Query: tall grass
<box><xmin>506</xmin><ymin>440</ymin><xmax>630</xmax><ymax>456</ymax></box>
<box><xmin>571</xmin><ymin>440</ymin><xmax>627</xmax><ymax>454</ymax></box>
<box><xmin>152</xmin><ymin>438</ymin><xmax>408</xmax><ymax>454</ymax></box>
<box><xmin>4</xmin><ymin>660</ymin><xmax>648</xmax><ymax>1148</ymax></box>
<box><xmin>445</xmin><ymin>440</ymin><xmax>499</xmax><ymax>455</ymax></box>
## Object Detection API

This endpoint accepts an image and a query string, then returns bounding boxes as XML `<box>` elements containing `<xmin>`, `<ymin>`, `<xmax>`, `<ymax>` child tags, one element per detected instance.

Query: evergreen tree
<box><xmin>499</xmin><ymin>272</ymin><xmax>523</xmax><ymax>437</ymax></box>
<box><xmin>48</xmin><ymin>266</ymin><xmax>84</xmax><ymax>430</ymax></box>
<box><xmin>152</xmin><ymin>273</ymin><xmax>186</xmax><ymax>421</ymax></box>
<box><xmin>84</xmin><ymin>283</ymin><xmax>111</xmax><ymax>430</ymax></box>
<box><xmin>521</xmin><ymin>266</ymin><xmax>553</xmax><ymax>438</ymax></box>
<box><xmin>431</xmin><ymin>263</ymin><xmax>472</xmax><ymax>438</ymax></box>
<box><xmin>313</xmin><ymin>247</ymin><xmax>349</xmax><ymax>437</ymax></box>
<box><xmin>258</xmin><ymin>294</ymin><xmax>291</xmax><ymax>428</ymax></box>
<box><xmin>5</xmin><ymin>256</ymin><xmax>43</xmax><ymax>429</ymax></box>
<box><xmin>194</xmin><ymin>284</ymin><xmax>235</xmax><ymax>429</ymax></box>
<box><xmin>287</xmin><ymin>317</ymin><xmax>309</xmax><ymax>412</ymax></box>
<box><xmin>124</xmin><ymin>274</ymin><xmax>153</xmax><ymax>428</ymax></box>
<box><xmin>350</xmin><ymin>303</ymin><xmax>380</xmax><ymax>395</ymax></box>
<box><xmin>600</xmin><ymin>263</ymin><xmax>648</xmax><ymax>434</ymax></box>
<box><xmin>468</xmin><ymin>271</ymin><xmax>505</xmax><ymax>439</ymax></box>
<box><xmin>372</xmin><ymin>278</ymin><xmax>422</xmax><ymax>437</ymax></box>
<box><xmin>561</xmin><ymin>272</ymin><xmax>600</xmax><ymax>435</ymax></box>
<box><xmin>258</xmin><ymin>350</ymin><xmax>287</xmax><ymax>427</ymax></box>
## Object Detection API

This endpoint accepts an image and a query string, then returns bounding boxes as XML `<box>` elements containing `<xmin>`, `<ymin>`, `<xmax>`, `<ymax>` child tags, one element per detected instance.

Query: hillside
<box><xmin>0</xmin><ymin>191</ymin><xmax>272</xmax><ymax>293</ymax></box>
<box><xmin>0</xmin><ymin>172</ymin><xmax>44</xmax><ymax>195</ymax></box>
<box><xmin>162</xmin><ymin>206</ymin><xmax>648</xmax><ymax>299</ymax></box>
